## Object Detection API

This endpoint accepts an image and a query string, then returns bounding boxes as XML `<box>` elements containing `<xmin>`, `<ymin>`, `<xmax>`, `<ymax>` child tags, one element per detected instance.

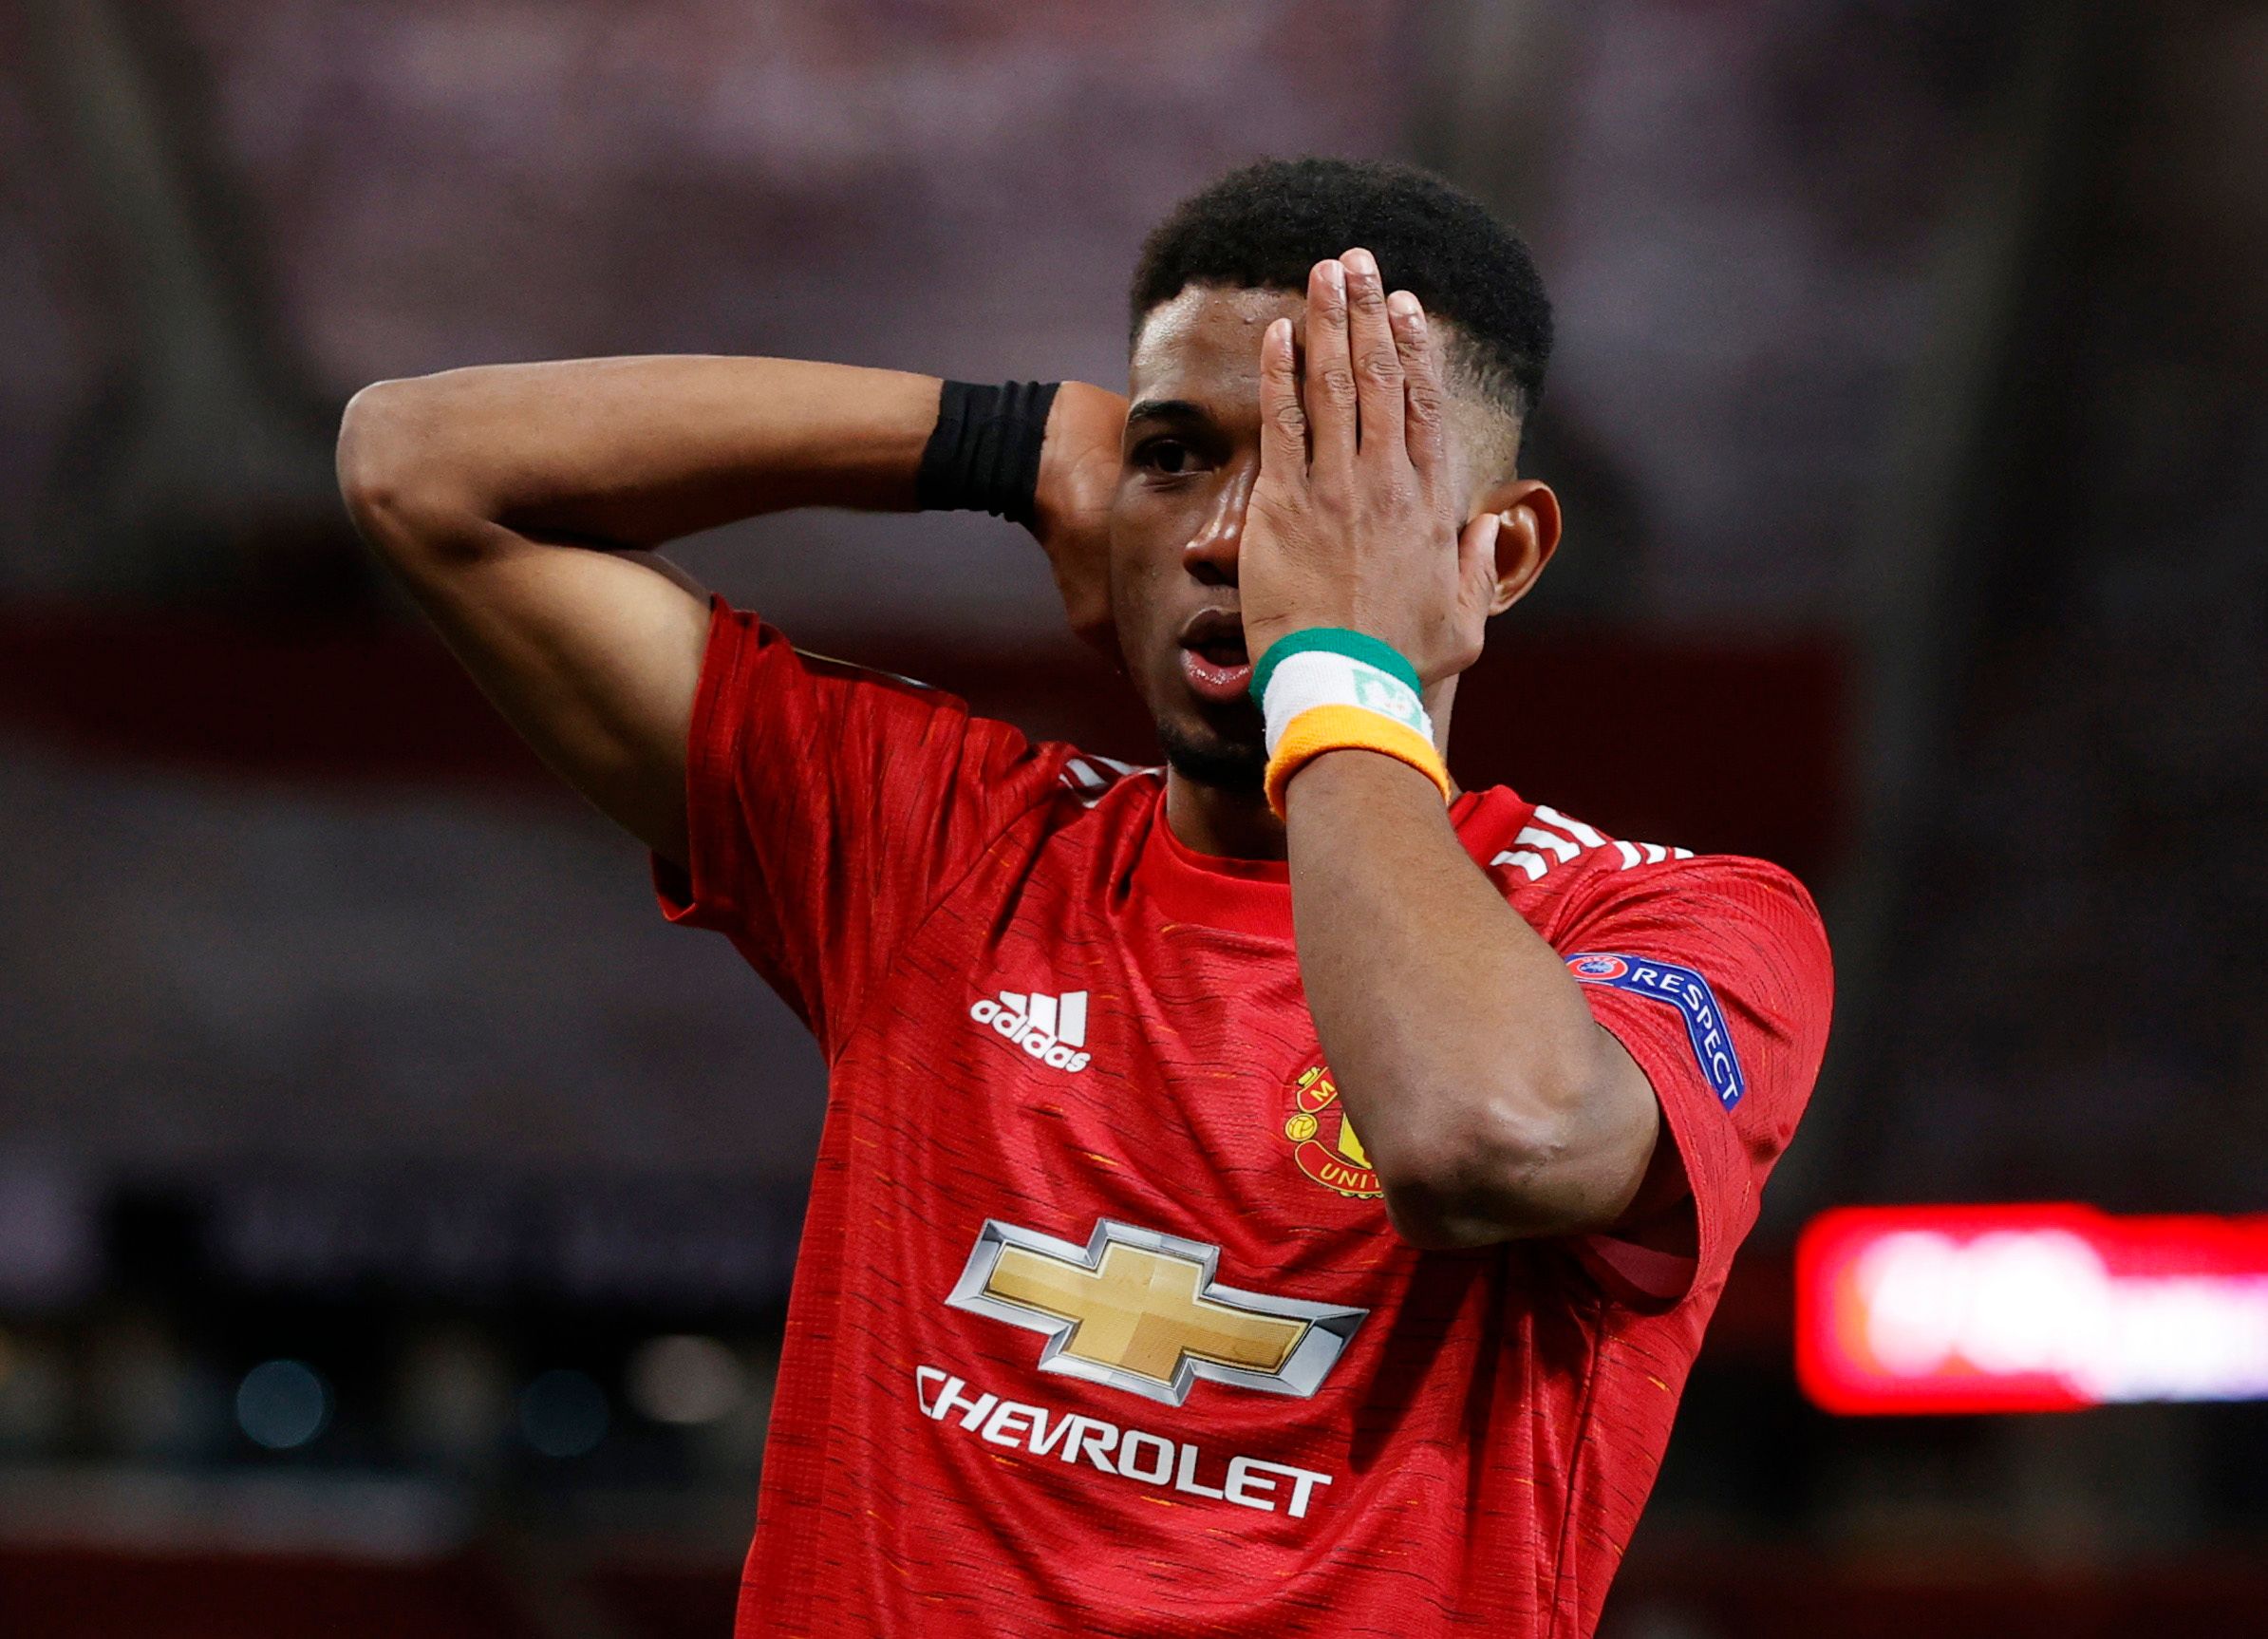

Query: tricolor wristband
<box><xmin>1251</xmin><ymin>629</ymin><xmax>1452</xmax><ymax>817</ymax></box>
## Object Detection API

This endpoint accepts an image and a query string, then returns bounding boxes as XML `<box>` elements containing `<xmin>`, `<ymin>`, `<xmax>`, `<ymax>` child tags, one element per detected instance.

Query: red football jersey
<box><xmin>655</xmin><ymin>599</ymin><xmax>1832</xmax><ymax>1638</ymax></box>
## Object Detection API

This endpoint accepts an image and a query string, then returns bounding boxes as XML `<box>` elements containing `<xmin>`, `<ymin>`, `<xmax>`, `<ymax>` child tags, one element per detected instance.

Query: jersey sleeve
<box><xmin>1554</xmin><ymin>855</ymin><xmax>1833</xmax><ymax>1306</ymax></box>
<box><xmin>652</xmin><ymin>596</ymin><xmax>1064</xmax><ymax>1058</ymax></box>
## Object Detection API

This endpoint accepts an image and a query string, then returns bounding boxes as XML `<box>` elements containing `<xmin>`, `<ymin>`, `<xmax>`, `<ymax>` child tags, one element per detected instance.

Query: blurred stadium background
<box><xmin>4</xmin><ymin>1</ymin><xmax>2267</xmax><ymax>1633</ymax></box>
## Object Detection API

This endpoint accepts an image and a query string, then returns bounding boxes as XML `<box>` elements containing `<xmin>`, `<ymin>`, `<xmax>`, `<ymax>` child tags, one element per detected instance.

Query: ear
<box><xmin>1471</xmin><ymin>479</ymin><xmax>1561</xmax><ymax>615</ymax></box>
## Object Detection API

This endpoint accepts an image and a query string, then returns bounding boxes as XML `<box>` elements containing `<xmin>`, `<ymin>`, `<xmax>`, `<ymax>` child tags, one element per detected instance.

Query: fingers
<box><xmin>1267</xmin><ymin>254</ymin><xmax>1436</xmax><ymax>490</ymax></box>
<box><xmin>1340</xmin><ymin>248</ymin><xmax>1404</xmax><ymax>463</ymax></box>
<box><xmin>1390</xmin><ymin>290</ymin><xmax>1447</xmax><ymax>478</ymax></box>
<box><xmin>1257</xmin><ymin>315</ymin><xmax>1309</xmax><ymax>480</ymax></box>
<box><xmin>1303</xmin><ymin>257</ymin><xmax>1357</xmax><ymax>472</ymax></box>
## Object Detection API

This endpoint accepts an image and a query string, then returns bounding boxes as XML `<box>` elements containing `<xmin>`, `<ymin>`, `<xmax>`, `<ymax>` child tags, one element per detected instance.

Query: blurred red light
<box><xmin>1796</xmin><ymin>1204</ymin><xmax>2268</xmax><ymax>1414</ymax></box>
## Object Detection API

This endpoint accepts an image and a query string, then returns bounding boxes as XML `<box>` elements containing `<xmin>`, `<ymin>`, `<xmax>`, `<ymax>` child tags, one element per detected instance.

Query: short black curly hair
<box><xmin>1130</xmin><ymin>157</ymin><xmax>1553</xmax><ymax>467</ymax></box>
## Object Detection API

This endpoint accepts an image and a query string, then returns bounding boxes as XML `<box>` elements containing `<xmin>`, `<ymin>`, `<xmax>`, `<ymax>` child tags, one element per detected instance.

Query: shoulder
<box><xmin>1480</xmin><ymin>796</ymin><xmax>1833</xmax><ymax>1157</ymax></box>
<box><xmin>1021</xmin><ymin>751</ymin><xmax>1167</xmax><ymax>866</ymax></box>
<box><xmin>703</xmin><ymin>600</ymin><xmax>1165</xmax><ymax>833</ymax></box>
<box><xmin>1466</xmin><ymin>788</ymin><xmax>1830</xmax><ymax>980</ymax></box>
<box><xmin>1469</xmin><ymin>793</ymin><xmax>1703</xmax><ymax>886</ymax></box>
<box><xmin>1052</xmin><ymin>751</ymin><xmax>1164</xmax><ymax>812</ymax></box>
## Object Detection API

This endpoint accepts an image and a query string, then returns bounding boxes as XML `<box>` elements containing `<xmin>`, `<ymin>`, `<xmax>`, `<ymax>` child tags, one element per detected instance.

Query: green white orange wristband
<box><xmin>1251</xmin><ymin>629</ymin><xmax>1453</xmax><ymax>818</ymax></box>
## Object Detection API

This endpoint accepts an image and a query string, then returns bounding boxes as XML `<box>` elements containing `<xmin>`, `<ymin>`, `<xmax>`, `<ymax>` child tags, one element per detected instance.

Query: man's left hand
<box><xmin>1239</xmin><ymin>248</ymin><xmax>1502</xmax><ymax>686</ymax></box>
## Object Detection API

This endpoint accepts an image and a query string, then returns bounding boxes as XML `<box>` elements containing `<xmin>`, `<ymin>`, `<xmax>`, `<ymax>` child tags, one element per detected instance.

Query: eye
<box><xmin>1133</xmin><ymin>437</ymin><xmax>1208</xmax><ymax>477</ymax></box>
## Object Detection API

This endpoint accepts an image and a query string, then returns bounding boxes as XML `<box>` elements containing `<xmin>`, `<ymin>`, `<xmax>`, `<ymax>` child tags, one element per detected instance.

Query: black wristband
<box><xmin>916</xmin><ymin>379</ymin><xmax>1059</xmax><ymax>526</ymax></box>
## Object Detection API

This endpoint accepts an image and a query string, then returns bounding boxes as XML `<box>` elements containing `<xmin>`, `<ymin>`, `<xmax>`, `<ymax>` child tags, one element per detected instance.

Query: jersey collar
<box><xmin>1133</xmin><ymin>782</ymin><xmax>1511</xmax><ymax>937</ymax></box>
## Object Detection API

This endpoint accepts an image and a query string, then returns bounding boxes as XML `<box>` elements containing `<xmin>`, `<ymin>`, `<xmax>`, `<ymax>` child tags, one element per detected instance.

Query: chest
<box><xmin>862</xmin><ymin>864</ymin><xmax>1416</xmax><ymax>1237</ymax></box>
<box><xmin>814</xmin><ymin>838</ymin><xmax>1605</xmax><ymax>1442</ymax></box>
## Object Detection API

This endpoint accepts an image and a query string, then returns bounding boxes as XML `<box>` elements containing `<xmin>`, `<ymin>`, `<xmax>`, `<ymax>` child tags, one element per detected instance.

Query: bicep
<box><xmin>385</xmin><ymin>522</ymin><xmax>711</xmax><ymax>864</ymax></box>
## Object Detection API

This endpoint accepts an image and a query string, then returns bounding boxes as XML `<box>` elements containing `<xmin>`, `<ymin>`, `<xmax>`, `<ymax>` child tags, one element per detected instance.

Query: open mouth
<box><xmin>1192</xmin><ymin>633</ymin><xmax>1248</xmax><ymax>669</ymax></box>
<box><xmin>1178</xmin><ymin>611</ymin><xmax>1253</xmax><ymax>705</ymax></box>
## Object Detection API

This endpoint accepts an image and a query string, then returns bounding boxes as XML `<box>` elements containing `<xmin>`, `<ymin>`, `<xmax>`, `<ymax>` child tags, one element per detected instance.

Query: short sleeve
<box><xmin>653</xmin><ymin>597</ymin><xmax>1064</xmax><ymax>1057</ymax></box>
<box><xmin>1555</xmin><ymin>856</ymin><xmax>1833</xmax><ymax>1306</ymax></box>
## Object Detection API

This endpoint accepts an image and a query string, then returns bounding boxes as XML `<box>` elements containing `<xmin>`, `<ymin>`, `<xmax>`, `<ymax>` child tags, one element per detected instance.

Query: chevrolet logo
<box><xmin>947</xmin><ymin>1218</ymin><xmax>1367</xmax><ymax>1406</ymax></box>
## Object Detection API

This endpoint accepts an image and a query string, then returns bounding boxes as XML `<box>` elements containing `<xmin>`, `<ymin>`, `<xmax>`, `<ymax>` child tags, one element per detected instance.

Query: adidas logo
<box><xmin>969</xmin><ymin>988</ymin><xmax>1093</xmax><ymax>1073</ymax></box>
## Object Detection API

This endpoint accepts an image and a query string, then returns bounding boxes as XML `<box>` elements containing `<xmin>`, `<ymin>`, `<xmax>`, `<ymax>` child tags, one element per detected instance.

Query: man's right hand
<box><xmin>1028</xmin><ymin>382</ymin><xmax>1129</xmax><ymax>660</ymax></box>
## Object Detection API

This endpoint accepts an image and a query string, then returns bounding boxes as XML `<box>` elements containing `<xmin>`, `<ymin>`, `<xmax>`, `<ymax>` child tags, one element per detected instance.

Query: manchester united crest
<box><xmin>1280</xmin><ymin>1052</ymin><xmax>1381</xmax><ymax>1198</ymax></box>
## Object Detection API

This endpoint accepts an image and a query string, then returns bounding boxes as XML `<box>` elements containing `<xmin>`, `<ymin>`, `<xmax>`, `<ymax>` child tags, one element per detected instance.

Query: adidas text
<box><xmin>970</xmin><ymin>989</ymin><xmax>1092</xmax><ymax>1073</ymax></box>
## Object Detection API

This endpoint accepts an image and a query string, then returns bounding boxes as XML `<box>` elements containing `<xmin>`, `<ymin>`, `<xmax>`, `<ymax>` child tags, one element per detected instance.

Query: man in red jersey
<box><xmin>339</xmin><ymin>159</ymin><xmax>1830</xmax><ymax>1636</ymax></box>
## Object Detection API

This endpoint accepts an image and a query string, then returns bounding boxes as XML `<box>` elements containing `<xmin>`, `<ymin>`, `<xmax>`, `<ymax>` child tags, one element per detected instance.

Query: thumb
<box><xmin>1458</xmin><ymin>511</ymin><xmax>1503</xmax><ymax>583</ymax></box>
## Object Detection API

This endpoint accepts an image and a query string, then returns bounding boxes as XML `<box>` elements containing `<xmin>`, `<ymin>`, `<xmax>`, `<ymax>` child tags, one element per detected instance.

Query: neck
<box><xmin>1164</xmin><ymin>771</ymin><xmax>1285</xmax><ymax>861</ymax></box>
<box><xmin>1160</xmin><ymin>678</ymin><xmax>1462</xmax><ymax>862</ymax></box>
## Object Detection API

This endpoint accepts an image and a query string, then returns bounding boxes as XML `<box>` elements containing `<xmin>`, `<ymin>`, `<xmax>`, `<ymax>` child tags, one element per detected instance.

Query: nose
<box><xmin>1182</xmin><ymin>460</ymin><xmax>1256</xmax><ymax>589</ymax></box>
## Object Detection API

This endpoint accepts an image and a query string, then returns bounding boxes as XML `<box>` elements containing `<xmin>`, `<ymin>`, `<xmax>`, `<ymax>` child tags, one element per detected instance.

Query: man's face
<box><xmin>1109</xmin><ymin>284</ymin><xmax>1309</xmax><ymax>791</ymax></box>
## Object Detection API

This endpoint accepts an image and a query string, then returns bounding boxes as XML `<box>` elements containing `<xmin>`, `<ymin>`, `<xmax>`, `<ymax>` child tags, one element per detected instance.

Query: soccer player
<box><xmin>338</xmin><ymin>159</ymin><xmax>1831</xmax><ymax>1636</ymax></box>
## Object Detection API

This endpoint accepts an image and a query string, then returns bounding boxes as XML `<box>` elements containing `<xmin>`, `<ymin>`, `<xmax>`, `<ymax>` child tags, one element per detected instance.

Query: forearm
<box><xmin>1284</xmin><ymin>752</ymin><xmax>1657</xmax><ymax>1249</ymax></box>
<box><xmin>337</xmin><ymin>355</ymin><xmax>940</xmax><ymax>555</ymax></box>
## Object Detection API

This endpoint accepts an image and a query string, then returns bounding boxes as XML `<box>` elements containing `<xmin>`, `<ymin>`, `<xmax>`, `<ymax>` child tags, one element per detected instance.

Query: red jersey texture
<box><xmin>655</xmin><ymin>599</ymin><xmax>1833</xmax><ymax>1638</ymax></box>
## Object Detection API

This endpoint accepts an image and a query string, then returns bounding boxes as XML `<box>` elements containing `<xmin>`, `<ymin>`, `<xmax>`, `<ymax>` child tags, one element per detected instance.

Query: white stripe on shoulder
<box><xmin>1532</xmin><ymin>804</ymin><xmax>1606</xmax><ymax>847</ymax></box>
<box><xmin>1488</xmin><ymin>802</ymin><xmax>1695</xmax><ymax>884</ymax></box>
<box><xmin>1058</xmin><ymin>755</ymin><xmax>1160</xmax><ymax>808</ymax></box>
<box><xmin>1514</xmin><ymin>824</ymin><xmax>1580</xmax><ymax>864</ymax></box>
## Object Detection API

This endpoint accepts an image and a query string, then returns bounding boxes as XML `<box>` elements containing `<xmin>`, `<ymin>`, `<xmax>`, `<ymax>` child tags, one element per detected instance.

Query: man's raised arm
<box><xmin>1240</xmin><ymin>257</ymin><xmax>1667</xmax><ymax>1253</ymax></box>
<box><xmin>336</xmin><ymin>358</ymin><xmax>1125</xmax><ymax>866</ymax></box>
<box><xmin>335</xmin><ymin>360</ymin><xmax>931</xmax><ymax>864</ymax></box>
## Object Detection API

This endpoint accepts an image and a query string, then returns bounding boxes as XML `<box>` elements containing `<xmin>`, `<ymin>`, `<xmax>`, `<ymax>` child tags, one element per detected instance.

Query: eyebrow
<box><xmin>1124</xmin><ymin>397</ymin><xmax>1211</xmax><ymax>424</ymax></box>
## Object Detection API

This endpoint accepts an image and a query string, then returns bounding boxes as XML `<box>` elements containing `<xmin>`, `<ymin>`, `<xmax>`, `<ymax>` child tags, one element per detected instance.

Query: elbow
<box><xmin>335</xmin><ymin>378</ymin><xmax>417</xmax><ymax>522</ymax></box>
<box><xmin>335</xmin><ymin>379</ymin><xmax>477</xmax><ymax>565</ymax></box>
<box><xmin>1374</xmin><ymin>1083</ymin><xmax>1584</xmax><ymax>1253</ymax></box>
